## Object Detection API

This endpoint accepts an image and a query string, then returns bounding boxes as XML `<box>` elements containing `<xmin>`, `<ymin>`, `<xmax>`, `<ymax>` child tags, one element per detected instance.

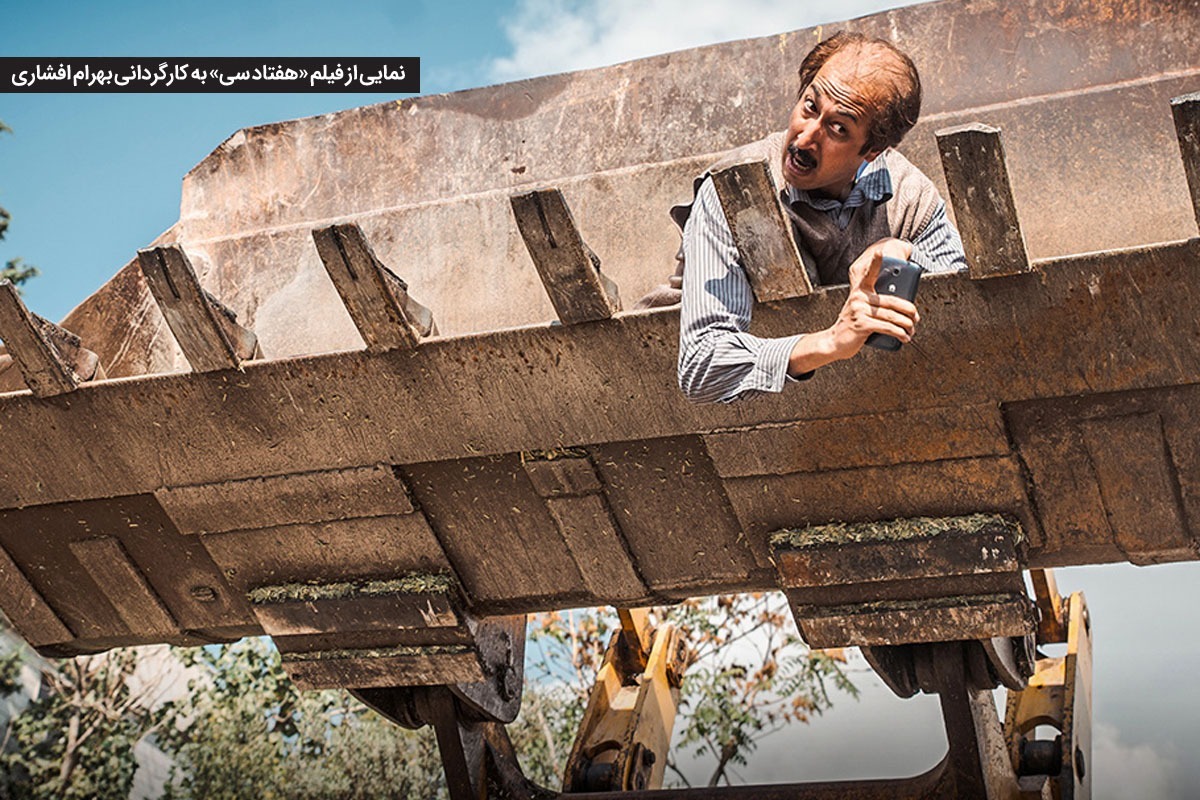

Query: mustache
<box><xmin>787</xmin><ymin>144</ymin><xmax>817</xmax><ymax>168</ymax></box>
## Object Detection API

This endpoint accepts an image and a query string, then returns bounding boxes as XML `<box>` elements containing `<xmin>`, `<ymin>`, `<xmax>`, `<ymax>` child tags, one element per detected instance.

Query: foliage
<box><xmin>0</xmin><ymin>637</ymin><xmax>448</xmax><ymax>799</ymax></box>
<box><xmin>0</xmin><ymin>259</ymin><xmax>38</xmax><ymax>288</ymax></box>
<box><xmin>156</xmin><ymin>638</ymin><xmax>447</xmax><ymax>799</ymax></box>
<box><xmin>668</xmin><ymin>594</ymin><xmax>856</xmax><ymax>785</ymax></box>
<box><xmin>0</xmin><ymin>592</ymin><xmax>853</xmax><ymax>795</ymax></box>
<box><xmin>0</xmin><ymin>121</ymin><xmax>39</xmax><ymax>290</ymax></box>
<box><xmin>503</xmin><ymin>693</ymin><xmax>567</xmax><ymax>785</ymax></box>
<box><xmin>0</xmin><ymin>644</ymin><xmax>171</xmax><ymax>800</ymax></box>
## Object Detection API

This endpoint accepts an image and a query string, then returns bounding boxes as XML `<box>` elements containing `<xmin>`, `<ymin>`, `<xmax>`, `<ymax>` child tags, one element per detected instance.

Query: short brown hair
<box><xmin>797</xmin><ymin>31</ymin><xmax>922</xmax><ymax>155</ymax></box>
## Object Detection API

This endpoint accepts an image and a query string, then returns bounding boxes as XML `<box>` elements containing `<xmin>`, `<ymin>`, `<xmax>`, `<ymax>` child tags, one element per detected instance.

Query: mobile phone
<box><xmin>866</xmin><ymin>256</ymin><xmax>923</xmax><ymax>351</ymax></box>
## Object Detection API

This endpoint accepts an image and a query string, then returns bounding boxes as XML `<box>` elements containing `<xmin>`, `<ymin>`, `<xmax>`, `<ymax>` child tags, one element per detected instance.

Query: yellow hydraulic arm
<box><xmin>562</xmin><ymin>608</ymin><xmax>688</xmax><ymax>792</ymax></box>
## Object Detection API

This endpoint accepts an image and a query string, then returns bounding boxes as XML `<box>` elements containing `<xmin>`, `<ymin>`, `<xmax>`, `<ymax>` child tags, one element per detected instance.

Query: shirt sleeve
<box><xmin>909</xmin><ymin>199</ymin><xmax>968</xmax><ymax>274</ymax></box>
<box><xmin>677</xmin><ymin>177</ymin><xmax>806</xmax><ymax>404</ymax></box>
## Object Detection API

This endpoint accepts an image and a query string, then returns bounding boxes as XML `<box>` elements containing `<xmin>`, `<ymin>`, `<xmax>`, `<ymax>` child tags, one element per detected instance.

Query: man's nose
<box><xmin>792</xmin><ymin>119</ymin><xmax>821</xmax><ymax>148</ymax></box>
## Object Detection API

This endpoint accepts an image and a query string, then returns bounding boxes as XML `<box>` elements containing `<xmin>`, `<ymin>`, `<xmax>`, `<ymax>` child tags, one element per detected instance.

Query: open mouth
<box><xmin>787</xmin><ymin>144</ymin><xmax>817</xmax><ymax>173</ymax></box>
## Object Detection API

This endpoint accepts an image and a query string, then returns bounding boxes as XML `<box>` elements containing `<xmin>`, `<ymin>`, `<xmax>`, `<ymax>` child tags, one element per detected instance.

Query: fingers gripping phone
<box><xmin>866</xmin><ymin>256</ymin><xmax>923</xmax><ymax>351</ymax></box>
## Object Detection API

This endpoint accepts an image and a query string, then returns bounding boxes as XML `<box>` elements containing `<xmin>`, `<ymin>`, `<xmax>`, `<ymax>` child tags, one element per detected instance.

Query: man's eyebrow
<box><xmin>811</xmin><ymin>83</ymin><xmax>860</xmax><ymax>123</ymax></box>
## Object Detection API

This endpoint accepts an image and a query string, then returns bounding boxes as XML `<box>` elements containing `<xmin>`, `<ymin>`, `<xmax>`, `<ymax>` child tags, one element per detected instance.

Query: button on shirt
<box><xmin>677</xmin><ymin>157</ymin><xmax>966</xmax><ymax>404</ymax></box>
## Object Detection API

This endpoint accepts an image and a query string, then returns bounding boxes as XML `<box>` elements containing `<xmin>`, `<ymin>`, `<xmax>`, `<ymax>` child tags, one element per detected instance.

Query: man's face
<box><xmin>781</xmin><ymin>49</ymin><xmax>882</xmax><ymax>201</ymax></box>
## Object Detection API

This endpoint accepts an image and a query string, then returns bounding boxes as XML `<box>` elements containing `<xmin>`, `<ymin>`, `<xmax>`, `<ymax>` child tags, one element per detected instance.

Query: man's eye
<box><xmin>831</xmin><ymin>122</ymin><xmax>847</xmax><ymax>136</ymax></box>
<box><xmin>803</xmin><ymin>98</ymin><xmax>816</xmax><ymax>112</ymax></box>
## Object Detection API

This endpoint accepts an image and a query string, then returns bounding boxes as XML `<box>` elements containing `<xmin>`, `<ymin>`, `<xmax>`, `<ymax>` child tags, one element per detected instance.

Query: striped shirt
<box><xmin>678</xmin><ymin>157</ymin><xmax>966</xmax><ymax>404</ymax></box>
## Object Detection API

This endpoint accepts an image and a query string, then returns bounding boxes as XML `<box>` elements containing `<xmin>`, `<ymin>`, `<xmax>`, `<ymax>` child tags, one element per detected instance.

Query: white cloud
<box><xmin>1091</xmin><ymin>722</ymin><xmax>1185</xmax><ymax>800</ymax></box>
<box><xmin>489</xmin><ymin>0</ymin><xmax>925</xmax><ymax>82</ymax></box>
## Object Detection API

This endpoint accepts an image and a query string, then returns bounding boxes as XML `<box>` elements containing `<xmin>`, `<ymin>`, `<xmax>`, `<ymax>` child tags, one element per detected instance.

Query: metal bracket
<box><xmin>1006</xmin><ymin>592</ymin><xmax>1093</xmax><ymax>799</ymax></box>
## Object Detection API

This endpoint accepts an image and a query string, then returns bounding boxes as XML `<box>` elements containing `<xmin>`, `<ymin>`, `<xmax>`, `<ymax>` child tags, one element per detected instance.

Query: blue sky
<box><xmin>2</xmin><ymin>0</ymin><xmax>1198</xmax><ymax>795</ymax></box>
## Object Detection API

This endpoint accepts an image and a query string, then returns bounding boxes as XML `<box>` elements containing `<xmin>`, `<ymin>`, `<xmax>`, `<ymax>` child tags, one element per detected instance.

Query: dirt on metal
<box><xmin>771</xmin><ymin>514</ymin><xmax>1023</xmax><ymax>550</ymax></box>
<box><xmin>246</xmin><ymin>573</ymin><xmax>458</xmax><ymax>605</ymax></box>
<box><xmin>285</xmin><ymin>644</ymin><xmax>474</xmax><ymax>662</ymax></box>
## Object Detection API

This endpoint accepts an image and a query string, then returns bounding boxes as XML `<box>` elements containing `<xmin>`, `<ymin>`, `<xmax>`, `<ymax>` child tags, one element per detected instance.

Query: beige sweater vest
<box><xmin>635</xmin><ymin>131</ymin><xmax>942</xmax><ymax>308</ymax></box>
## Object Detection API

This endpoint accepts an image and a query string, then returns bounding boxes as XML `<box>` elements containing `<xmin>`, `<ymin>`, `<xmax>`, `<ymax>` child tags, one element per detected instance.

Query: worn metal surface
<box><xmin>522</xmin><ymin>455</ymin><xmax>648</xmax><ymax>602</ymax></box>
<box><xmin>53</xmin><ymin>0</ymin><xmax>1200</xmax><ymax>377</ymax></box>
<box><xmin>1</xmin><ymin>244</ymin><xmax>1200</xmax><ymax>652</ymax></box>
<box><xmin>0</xmin><ymin>545</ymin><xmax>73</xmax><ymax>647</ymax></box>
<box><xmin>154</xmin><ymin>464</ymin><xmax>415</xmax><ymax>535</ymax></box>
<box><xmin>772</xmin><ymin>514</ymin><xmax>1034</xmax><ymax>647</ymax></box>
<box><xmin>792</xmin><ymin>595</ymin><xmax>1035</xmax><ymax>649</ymax></box>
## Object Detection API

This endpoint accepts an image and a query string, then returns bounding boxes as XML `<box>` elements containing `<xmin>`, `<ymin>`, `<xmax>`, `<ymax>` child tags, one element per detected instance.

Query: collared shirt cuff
<box><xmin>752</xmin><ymin>334</ymin><xmax>806</xmax><ymax>392</ymax></box>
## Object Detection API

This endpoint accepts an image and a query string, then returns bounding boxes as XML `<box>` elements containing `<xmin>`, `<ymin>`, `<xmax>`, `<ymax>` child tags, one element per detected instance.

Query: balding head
<box><xmin>797</xmin><ymin>31</ymin><xmax>922</xmax><ymax>155</ymax></box>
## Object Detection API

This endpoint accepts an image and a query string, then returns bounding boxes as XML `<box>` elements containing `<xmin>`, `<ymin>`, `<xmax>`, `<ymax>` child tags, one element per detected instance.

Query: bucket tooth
<box><xmin>312</xmin><ymin>222</ymin><xmax>434</xmax><ymax>351</ymax></box>
<box><xmin>1171</xmin><ymin>92</ymin><xmax>1200</xmax><ymax>233</ymax></box>
<box><xmin>0</xmin><ymin>281</ymin><xmax>104</xmax><ymax>397</ymax></box>
<box><xmin>710</xmin><ymin>159</ymin><xmax>814</xmax><ymax>300</ymax></box>
<box><xmin>937</xmin><ymin>123</ymin><xmax>1030</xmax><ymax>278</ymax></box>
<box><xmin>137</xmin><ymin>245</ymin><xmax>259</xmax><ymax>372</ymax></box>
<box><xmin>511</xmin><ymin>188</ymin><xmax>620</xmax><ymax>324</ymax></box>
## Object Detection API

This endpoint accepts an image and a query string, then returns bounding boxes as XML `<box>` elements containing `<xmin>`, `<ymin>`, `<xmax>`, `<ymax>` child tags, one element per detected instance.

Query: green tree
<box><xmin>0</xmin><ymin>643</ymin><xmax>169</xmax><ymax>799</ymax></box>
<box><xmin>668</xmin><ymin>594</ymin><xmax>855</xmax><ymax>785</ymax></box>
<box><xmin>156</xmin><ymin>638</ymin><xmax>447</xmax><ymax>799</ymax></box>
<box><xmin>0</xmin><ymin>120</ymin><xmax>40</xmax><ymax>289</ymax></box>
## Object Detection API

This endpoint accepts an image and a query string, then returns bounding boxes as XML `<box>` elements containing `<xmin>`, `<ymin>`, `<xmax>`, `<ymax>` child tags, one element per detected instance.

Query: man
<box><xmin>642</xmin><ymin>31</ymin><xmax>966</xmax><ymax>403</ymax></box>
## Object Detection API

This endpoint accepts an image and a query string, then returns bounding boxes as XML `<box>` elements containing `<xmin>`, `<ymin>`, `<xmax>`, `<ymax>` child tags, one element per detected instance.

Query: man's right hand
<box><xmin>828</xmin><ymin>237</ymin><xmax>919</xmax><ymax>358</ymax></box>
<box><xmin>786</xmin><ymin>238</ymin><xmax>920</xmax><ymax>376</ymax></box>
